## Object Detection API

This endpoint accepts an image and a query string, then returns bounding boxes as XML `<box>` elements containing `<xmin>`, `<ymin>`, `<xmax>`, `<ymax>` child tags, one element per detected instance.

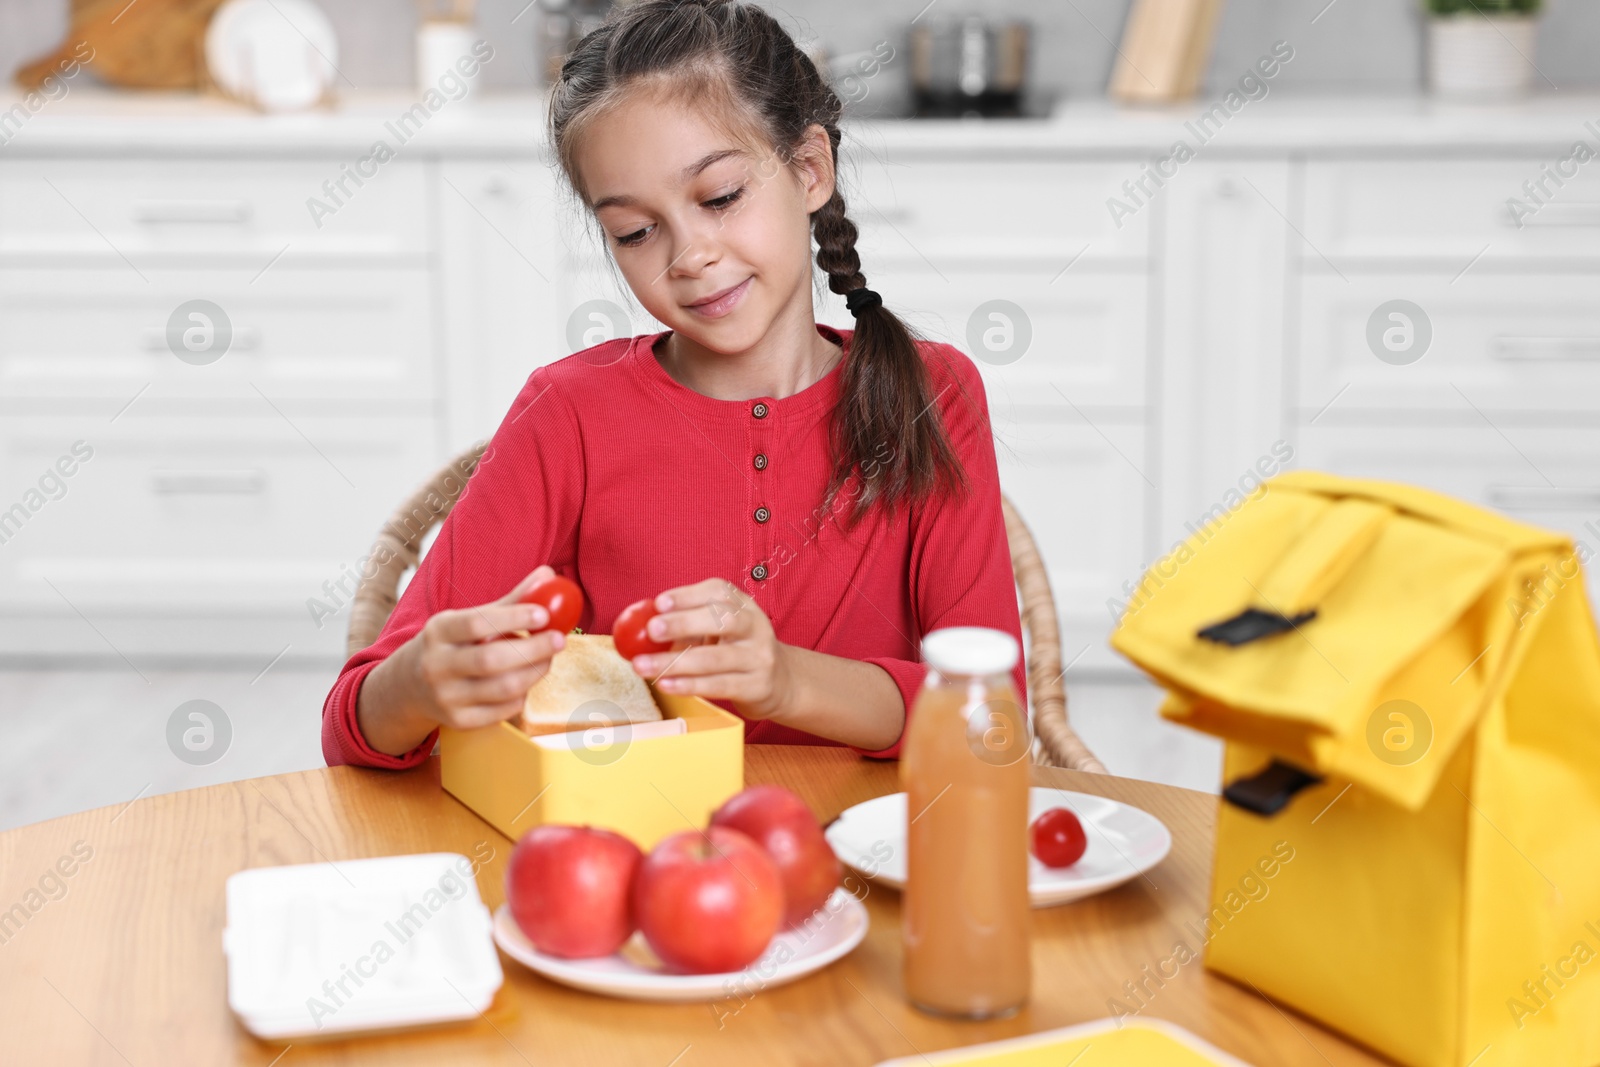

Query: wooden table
<box><xmin>0</xmin><ymin>747</ymin><xmax>1391</xmax><ymax>1066</ymax></box>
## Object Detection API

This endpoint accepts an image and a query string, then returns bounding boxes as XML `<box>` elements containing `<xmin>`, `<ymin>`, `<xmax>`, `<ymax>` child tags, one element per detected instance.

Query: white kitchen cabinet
<box><xmin>437</xmin><ymin>157</ymin><xmax>568</xmax><ymax>453</ymax></box>
<box><xmin>0</xmin><ymin>267</ymin><xmax>438</xmax><ymax>407</ymax></box>
<box><xmin>1295</xmin><ymin>273</ymin><xmax>1600</xmax><ymax>416</ymax></box>
<box><xmin>1154</xmin><ymin>160</ymin><xmax>1292</xmax><ymax>555</ymax></box>
<box><xmin>0</xmin><ymin>157</ymin><xmax>431</xmax><ymax>266</ymax></box>
<box><xmin>1301</xmin><ymin>157</ymin><xmax>1600</xmax><ymax>264</ymax></box>
<box><xmin>845</xmin><ymin>156</ymin><xmax>1148</xmax><ymax>266</ymax></box>
<box><xmin>0</xmin><ymin>412</ymin><xmax>437</xmax><ymax>658</ymax></box>
<box><xmin>0</xmin><ymin>147</ymin><xmax>442</xmax><ymax>660</ymax></box>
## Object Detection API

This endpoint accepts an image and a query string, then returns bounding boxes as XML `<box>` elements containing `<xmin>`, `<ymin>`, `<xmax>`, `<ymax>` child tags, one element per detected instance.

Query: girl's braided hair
<box><xmin>549</xmin><ymin>0</ymin><xmax>972</xmax><ymax>527</ymax></box>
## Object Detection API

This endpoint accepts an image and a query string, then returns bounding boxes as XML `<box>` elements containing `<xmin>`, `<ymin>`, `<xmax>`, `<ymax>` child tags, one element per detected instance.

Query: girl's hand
<box><xmin>627</xmin><ymin>577</ymin><xmax>793</xmax><ymax>721</ymax></box>
<box><xmin>358</xmin><ymin>566</ymin><xmax>568</xmax><ymax>753</ymax></box>
<box><xmin>408</xmin><ymin>565</ymin><xmax>570</xmax><ymax>729</ymax></box>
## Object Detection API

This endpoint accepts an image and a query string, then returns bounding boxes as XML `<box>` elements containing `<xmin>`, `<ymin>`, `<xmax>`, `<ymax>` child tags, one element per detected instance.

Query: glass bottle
<box><xmin>901</xmin><ymin>626</ymin><xmax>1031</xmax><ymax>1019</ymax></box>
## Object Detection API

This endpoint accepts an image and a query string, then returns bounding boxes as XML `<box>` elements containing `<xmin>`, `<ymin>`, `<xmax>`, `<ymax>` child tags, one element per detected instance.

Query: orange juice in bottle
<box><xmin>901</xmin><ymin>626</ymin><xmax>1031</xmax><ymax>1019</ymax></box>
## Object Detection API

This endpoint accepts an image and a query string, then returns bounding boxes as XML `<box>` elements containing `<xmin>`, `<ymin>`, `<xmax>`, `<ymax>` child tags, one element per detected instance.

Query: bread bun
<box><xmin>520</xmin><ymin>633</ymin><xmax>664</xmax><ymax>736</ymax></box>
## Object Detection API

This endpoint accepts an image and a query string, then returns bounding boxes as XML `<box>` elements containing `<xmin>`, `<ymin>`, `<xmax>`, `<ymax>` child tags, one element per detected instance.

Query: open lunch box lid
<box><xmin>223</xmin><ymin>852</ymin><xmax>502</xmax><ymax>1040</ymax></box>
<box><xmin>1110</xmin><ymin>471</ymin><xmax>1577</xmax><ymax>810</ymax></box>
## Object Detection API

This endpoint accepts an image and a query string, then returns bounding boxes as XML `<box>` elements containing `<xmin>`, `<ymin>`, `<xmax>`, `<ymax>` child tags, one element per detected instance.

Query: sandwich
<box><xmin>520</xmin><ymin>633</ymin><xmax>664</xmax><ymax>736</ymax></box>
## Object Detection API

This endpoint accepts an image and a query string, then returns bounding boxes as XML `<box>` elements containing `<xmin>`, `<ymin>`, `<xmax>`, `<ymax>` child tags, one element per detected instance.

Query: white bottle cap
<box><xmin>921</xmin><ymin>626</ymin><xmax>1019</xmax><ymax>677</ymax></box>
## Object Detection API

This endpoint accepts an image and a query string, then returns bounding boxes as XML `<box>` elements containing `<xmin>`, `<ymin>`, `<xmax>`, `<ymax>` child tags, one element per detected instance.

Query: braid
<box><xmin>812</xmin><ymin>187</ymin><xmax>866</xmax><ymax>295</ymax></box>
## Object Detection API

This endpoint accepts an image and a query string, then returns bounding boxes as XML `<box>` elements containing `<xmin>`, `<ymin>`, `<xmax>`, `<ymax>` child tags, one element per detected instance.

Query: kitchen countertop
<box><xmin>3</xmin><ymin>89</ymin><xmax>1600</xmax><ymax>156</ymax></box>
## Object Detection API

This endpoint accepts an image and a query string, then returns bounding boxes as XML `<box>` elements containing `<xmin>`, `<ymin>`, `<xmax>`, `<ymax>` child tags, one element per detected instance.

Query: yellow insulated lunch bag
<box><xmin>1110</xmin><ymin>470</ymin><xmax>1600</xmax><ymax>1067</ymax></box>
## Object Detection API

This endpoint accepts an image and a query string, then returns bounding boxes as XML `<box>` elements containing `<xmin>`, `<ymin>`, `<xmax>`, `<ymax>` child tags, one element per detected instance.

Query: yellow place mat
<box><xmin>874</xmin><ymin>1018</ymin><xmax>1254</xmax><ymax>1066</ymax></box>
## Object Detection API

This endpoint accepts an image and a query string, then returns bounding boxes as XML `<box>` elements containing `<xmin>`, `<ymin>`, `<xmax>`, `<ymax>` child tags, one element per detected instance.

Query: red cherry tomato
<box><xmin>613</xmin><ymin>598</ymin><xmax>671</xmax><ymax>661</ymax></box>
<box><xmin>485</xmin><ymin>575</ymin><xmax>584</xmax><ymax>643</ymax></box>
<box><xmin>519</xmin><ymin>575</ymin><xmax>584</xmax><ymax>634</ymax></box>
<box><xmin>1030</xmin><ymin>807</ymin><xmax>1087</xmax><ymax>868</ymax></box>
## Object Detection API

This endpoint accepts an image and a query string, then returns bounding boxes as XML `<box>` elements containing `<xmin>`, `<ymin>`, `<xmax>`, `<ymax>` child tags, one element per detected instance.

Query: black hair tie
<box><xmin>845</xmin><ymin>287</ymin><xmax>882</xmax><ymax>317</ymax></box>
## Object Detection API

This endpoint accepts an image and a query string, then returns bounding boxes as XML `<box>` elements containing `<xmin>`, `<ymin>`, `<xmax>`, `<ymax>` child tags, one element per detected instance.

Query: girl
<box><xmin>322</xmin><ymin>0</ymin><xmax>1027</xmax><ymax>768</ymax></box>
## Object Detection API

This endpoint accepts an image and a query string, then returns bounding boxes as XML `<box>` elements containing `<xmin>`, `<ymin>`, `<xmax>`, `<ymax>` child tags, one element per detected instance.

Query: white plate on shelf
<box><xmin>824</xmin><ymin>787</ymin><xmax>1172</xmax><ymax>908</ymax></box>
<box><xmin>492</xmin><ymin>887</ymin><xmax>868</xmax><ymax>1003</ymax></box>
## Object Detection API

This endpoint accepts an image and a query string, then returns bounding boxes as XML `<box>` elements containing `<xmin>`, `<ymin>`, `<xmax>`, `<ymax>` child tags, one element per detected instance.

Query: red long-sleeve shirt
<box><xmin>321</xmin><ymin>323</ymin><xmax>1027</xmax><ymax>768</ymax></box>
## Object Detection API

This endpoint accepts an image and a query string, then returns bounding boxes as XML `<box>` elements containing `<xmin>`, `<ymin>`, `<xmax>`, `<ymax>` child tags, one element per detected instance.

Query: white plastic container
<box><xmin>224</xmin><ymin>853</ymin><xmax>503</xmax><ymax>1040</ymax></box>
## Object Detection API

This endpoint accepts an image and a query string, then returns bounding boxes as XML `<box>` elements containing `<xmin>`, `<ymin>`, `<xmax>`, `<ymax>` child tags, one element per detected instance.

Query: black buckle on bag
<box><xmin>1223</xmin><ymin>760</ymin><xmax>1323</xmax><ymax>816</ymax></box>
<box><xmin>1197</xmin><ymin>607</ymin><xmax>1317</xmax><ymax>647</ymax></box>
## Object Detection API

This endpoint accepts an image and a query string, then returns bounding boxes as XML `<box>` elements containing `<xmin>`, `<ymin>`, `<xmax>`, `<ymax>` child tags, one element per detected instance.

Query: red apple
<box><xmin>633</xmin><ymin>827</ymin><xmax>783</xmax><ymax>974</ymax></box>
<box><xmin>506</xmin><ymin>824</ymin><xmax>641</xmax><ymax>959</ymax></box>
<box><xmin>711</xmin><ymin>785</ymin><xmax>841</xmax><ymax>928</ymax></box>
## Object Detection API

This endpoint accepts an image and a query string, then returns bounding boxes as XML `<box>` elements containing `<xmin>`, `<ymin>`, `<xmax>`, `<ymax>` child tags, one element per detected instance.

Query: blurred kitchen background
<box><xmin>4</xmin><ymin>0</ymin><xmax>1598</xmax><ymax>830</ymax></box>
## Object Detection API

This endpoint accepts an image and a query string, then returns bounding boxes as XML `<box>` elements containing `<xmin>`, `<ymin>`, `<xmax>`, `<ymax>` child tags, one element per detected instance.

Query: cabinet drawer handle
<box><xmin>1487</xmin><ymin>486</ymin><xmax>1600</xmax><ymax>511</ymax></box>
<box><xmin>1492</xmin><ymin>336</ymin><xmax>1600</xmax><ymax>361</ymax></box>
<box><xmin>133</xmin><ymin>200</ymin><xmax>253</xmax><ymax>224</ymax></box>
<box><xmin>140</xmin><ymin>326</ymin><xmax>261</xmax><ymax>352</ymax></box>
<box><xmin>1506</xmin><ymin>202</ymin><xmax>1600</xmax><ymax>228</ymax></box>
<box><xmin>151</xmin><ymin>469</ymin><xmax>267</xmax><ymax>495</ymax></box>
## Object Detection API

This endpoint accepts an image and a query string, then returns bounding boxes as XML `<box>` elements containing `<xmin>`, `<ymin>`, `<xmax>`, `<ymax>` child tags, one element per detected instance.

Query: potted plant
<box><xmin>1425</xmin><ymin>0</ymin><xmax>1543</xmax><ymax>98</ymax></box>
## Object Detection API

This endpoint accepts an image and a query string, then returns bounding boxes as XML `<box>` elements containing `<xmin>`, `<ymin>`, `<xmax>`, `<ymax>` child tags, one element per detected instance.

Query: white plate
<box><xmin>492</xmin><ymin>887</ymin><xmax>869</xmax><ymax>1003</ymax></box>
<box><xmin>825</xmin><ymin>788</ymin><xmax>1172</xmax><ymax>908</ymax></box>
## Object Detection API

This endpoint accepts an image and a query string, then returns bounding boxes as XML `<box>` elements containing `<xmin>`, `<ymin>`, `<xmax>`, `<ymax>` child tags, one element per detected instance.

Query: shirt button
<box><xmin>753</xmin><ymin>453</ymin><xmax>768</xmax><ymax>470</ymax></box>
<box><xmin>752</xmin><ymin>402</ymin><xmax>769</xmax><ymax>419</ymax></box>
<box><xmin>751</xmin><ymin>563</ymin><xmax>769</xmax><ymax>581</ymax></box>
<box><xmin>754</xmin><ymin>506</ymin><xmax>770</xmax><ymax>523</ymax></box>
